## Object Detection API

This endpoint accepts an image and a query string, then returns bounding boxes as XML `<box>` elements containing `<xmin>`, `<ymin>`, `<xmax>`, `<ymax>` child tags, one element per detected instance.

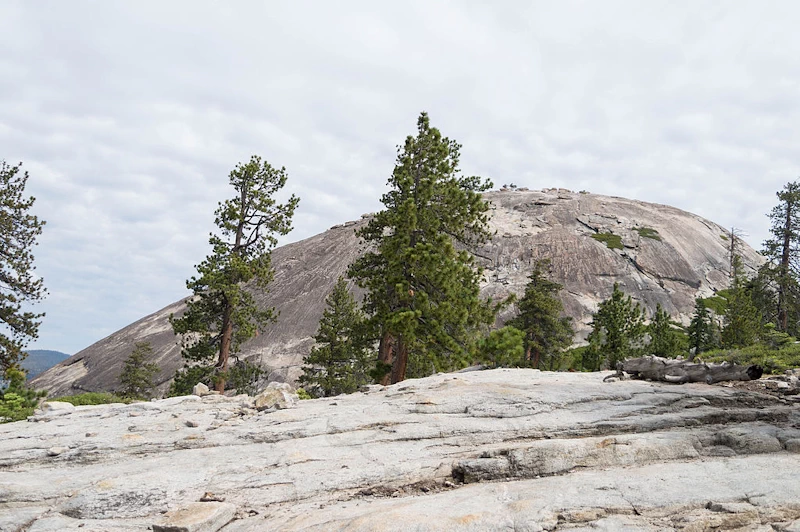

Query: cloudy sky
<box><xmin>2</xmin><ymin>1</ymin><xmax>799</xmax><ymax>354</ymax></box>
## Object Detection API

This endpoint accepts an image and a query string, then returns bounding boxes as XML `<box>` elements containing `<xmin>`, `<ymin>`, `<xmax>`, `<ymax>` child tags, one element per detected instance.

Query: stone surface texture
<box><xmin>3</xmin><ymin>369</ymin><xmax>799</xmax><ymax>531</ymax></box>
<box><xmin>32</xmin><ymin>189</ymin><xmax>763</xmax><ymax>396</ymax></box>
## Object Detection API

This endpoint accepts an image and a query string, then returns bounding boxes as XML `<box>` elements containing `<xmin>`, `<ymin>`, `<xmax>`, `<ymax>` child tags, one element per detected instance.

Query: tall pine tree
<box><xmin>0</xmin><ymin>161</ymin><xmax>47</xmax><ymax>377</ymax></box>
<box><xmin>507</xmin><ymin>259</ymin><xmax>574</xmax><ymax>369</ymax></box>
<box><xmin>170</xmin><ymin>156</ymin><xmax>298</xmax><ymax>395</ymax></box>
<box><xmin>762</xmin><ymin>180</ymin><xmax>800</xmax><ymax>335</ymax></box>
<box><xmin>299</xmin><ymin>277</ymin><xmax>372</xmax><ymax>397</ymax></box>
<box><xmin>349</xmin><ymin>112</ymin><xmax>495</xmax><ymax>384</ymax></box>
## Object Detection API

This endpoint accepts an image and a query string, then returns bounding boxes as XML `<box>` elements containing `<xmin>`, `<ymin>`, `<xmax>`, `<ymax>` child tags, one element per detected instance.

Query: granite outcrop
<box><xmin>3</xmin><ymin>369</ymin><xmax>799</xmax><ymax>531</ymax></box>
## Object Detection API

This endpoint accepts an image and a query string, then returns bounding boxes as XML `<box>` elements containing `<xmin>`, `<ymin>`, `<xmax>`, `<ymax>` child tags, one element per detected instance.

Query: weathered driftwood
<box><xmin>620</xmin><ymin>355</ymin><xmax>763</xmax><ymax>384</ymax></box>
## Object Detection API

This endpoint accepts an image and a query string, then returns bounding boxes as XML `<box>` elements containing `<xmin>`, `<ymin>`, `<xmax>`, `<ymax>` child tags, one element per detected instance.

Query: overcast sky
<box><xmin>2</xmin><ymin>1</ymin><xmax>799</xmax><ymax>354</ymax></box>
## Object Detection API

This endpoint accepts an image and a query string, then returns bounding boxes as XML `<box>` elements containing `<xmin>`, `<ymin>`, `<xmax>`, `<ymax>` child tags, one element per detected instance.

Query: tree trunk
<box><xmin>392</xmin><ymin>337</ymin><xmax>409</xmax><ymax>384</ymax></box>
<box><xmin>620</xmin><ymin>355</ymin><xmax>763</xmax><ymax>384</ymax></box>
<box><xmin>215</xmin><ymin>186</ymin><xmax>247</xmax><ymax>393</ymax></box>
<box><xmin>377</xmin><ymin>331</ymin><xmax>396</xmax><ymax>386</ymax></box>
<box><xmin>531</xmin><ymin>347</ymin><xmax>541</xmax><ymax>369</ymax></box>
<box><xmin>216</xmin><ymin>304</ymin><xmax>234</xmax><ymax>393</ymax></box>
<box><xmin>778</xmin><ymin>201</ymin><xmax>793</xmax><ymax>331</ymax></box>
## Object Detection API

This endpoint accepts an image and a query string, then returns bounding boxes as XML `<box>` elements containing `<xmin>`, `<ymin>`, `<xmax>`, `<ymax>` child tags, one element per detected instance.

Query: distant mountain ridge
<box><xmin>22</xmin><ymin>350</ymin><xmax>70</xmax><ymax>380</ymax></box>
<box><xmin>31</xmin><ymin>189</ymin><xmax>765</xmax><ymax>396</ymax></box>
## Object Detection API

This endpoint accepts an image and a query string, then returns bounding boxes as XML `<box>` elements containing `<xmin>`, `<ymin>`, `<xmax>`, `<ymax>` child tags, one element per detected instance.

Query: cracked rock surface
<box><xmin>3</xmin><ymin>369</ymin><xmax>800</xmax><ymax>531</ymax></box>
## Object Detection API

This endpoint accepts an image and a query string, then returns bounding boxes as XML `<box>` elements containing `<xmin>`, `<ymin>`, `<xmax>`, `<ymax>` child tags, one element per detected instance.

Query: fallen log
<box><xmin>620</xmin><ymin>355</ymin><xmax>763</xmax><ymax>384</ymax></box>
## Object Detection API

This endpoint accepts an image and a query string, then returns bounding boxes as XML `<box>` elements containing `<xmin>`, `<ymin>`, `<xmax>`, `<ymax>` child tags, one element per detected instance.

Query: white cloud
<box><xmin>0</xmin><ymin>0</ymin><xmax>798</xmax><ymax>353</ymax></box>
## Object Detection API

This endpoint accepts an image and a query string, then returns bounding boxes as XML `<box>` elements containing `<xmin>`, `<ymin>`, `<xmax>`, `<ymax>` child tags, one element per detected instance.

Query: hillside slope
<box><xmin>32</xmin><ymin>189</ymin><xmax>764</xmax><ymax>396</ymax></box>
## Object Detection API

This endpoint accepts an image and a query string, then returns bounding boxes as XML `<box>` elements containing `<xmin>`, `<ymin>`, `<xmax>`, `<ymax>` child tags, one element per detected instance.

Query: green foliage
<box><xmin>0</xmin><ymin>367</ymin><xmax>45</xmax><ymax>422</ymax></box>
<box><xmin>118</xmin><ymin>341</ymin><xmax>160</xmax><ymax>400</ymax></box>
<box><xmin>590</xmin><ymin>232</ymin><xmax>623</xmax><ymax>250</ymax></box>
<box><xmin>647</xmin><ymin>304</ymin><xmax>687</xmax><ymax>358</ymax></box>
<box><xmin>227</xmin><ymin>358</ymin><xmax>266</xmax><ymax>396</ymax></box>
<box><xmin>299</xmin><ymin>278</ymin><xmax>372</xmax><ymax>397</ymax></box>
<box><xmin>720</xmin><ymin>234</ymin><xmax>729</xmax><ymax>241</ymax></box>
<box><xmin>507</xmin><ymin>259</ymin><xmax>574</xmax><ymax>369</ymax></box>
<box><xmin>348</xmin><ymin>112</ymin><xmax>496</xmax><ymax>383</ymax></box>
<box><xmin>0</xmin><ymin>161</ymin><xmax>47</xmax><ymax>375</ymax></box>
<box><xmin>475</xmin><ymin>326</ymin><xmax>525</xmax><ymax>368</ymax></box>
<box><xmin>53</xmin><ymin>392</ymin><xmax>131</xmax><ymax>406</ymax></box>
<box><xmin>687</xmin><ymin>298</ymin><xmax>719</xmax><ymax>355</ymax></box>
<box><xmin>634</xmin><ymin>227</ymin><xmax>661</xmax><ymax>241</ymax></box>
<box><xmin>721</xmin><ymin>256</ymin><xmax>762</xmax><ymax>348</ymax></box>
<box><xmin>703</xmin><ymin>343</ymin><xmax>800</xmax><ymax>375</ymax></box>
<box><xmin>586</xmin><ymin>283</ymin><xmax>646</xmax><ymax>370</ymax></box>
<box><xmin>170</xmin><ymin>156</ymin><xmax>298</xmax><ymax>393</ymax></box>
<box><xmin>296</xmin><ymin>388</ymin><xmax>312</xmax><ymax>400</ymax></box>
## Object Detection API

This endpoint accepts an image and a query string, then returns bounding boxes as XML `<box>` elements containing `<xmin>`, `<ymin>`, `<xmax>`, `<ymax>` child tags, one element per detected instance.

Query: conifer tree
<box><xmin>585</xmin><ymin>283</ymin><xmax>646</xmax><ymax>370</ymax></box>
<box><xmin>349</xmin><ymin>112</ymin><xmax>495</xmax><ymax>384</ymax></box>
<box><xmin>687</xmin><ymin>298</ymin><xmax>718</xmax><ymax>357</ymax></box>
<box><xmin>299</xmin><ymin>277</ymin><xmax>371</xmax><ymax>397</ymax></box>
<box><xmin>118</xmin><ymin>341</ymin><xmax>160</xmax><ymax>400</ymax></box>
<box><xmin>0</xmin><ymin>161</ymin><xmax>47</xmax><ymax>377</ymax></box>
<box><xmin>170</xmin><ymin>156</ymin><xmax>298</xmax><ymax>395</ymax></box>
<box><xmin>647</xmin><ymin>304</ymin><xmax>686</xmax><ymax>358</ymax></box>
<box><xmin>507</xmin><ymin>259</ymin><xmax>574</xmax><ymax>369</ymax></box>
<box><xmin>762</xmin><ymin>180</ymin><xmax>800</xmax><ymax>335</ymax></box>
<box><xmin>721</xmin><ymin>256</ymin><xmax>761</xmax><ymax>348</ymax></box>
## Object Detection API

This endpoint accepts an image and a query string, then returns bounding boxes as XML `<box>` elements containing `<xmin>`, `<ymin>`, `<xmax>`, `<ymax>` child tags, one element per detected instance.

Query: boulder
<box><xmin>252</xmin><ymin>382</ymin><xmax>297</xmax><ymax>411</ymax></box>
<box><xmin>153</xmin><ymin>502</ymin><xmax>236</xmax><ymax>532</ymax></box>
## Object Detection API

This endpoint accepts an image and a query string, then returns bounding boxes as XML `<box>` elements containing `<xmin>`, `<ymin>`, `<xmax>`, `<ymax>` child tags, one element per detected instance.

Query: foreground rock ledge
<box><xmin>2</xmin><ymin>369</ymin><xmax>799</xmax><ymax>531</ymax></box>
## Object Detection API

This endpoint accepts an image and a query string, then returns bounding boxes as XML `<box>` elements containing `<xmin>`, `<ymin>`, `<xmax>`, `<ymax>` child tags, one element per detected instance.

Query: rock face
<box><xmin>32</xmin><ymin>189</ymin><xmax>764</xmax><ymax>396</ymax></box>
<box><xmin>3</xmin><ymin>369</ymin><xmax>800</xmax><ymax>531</ymax></box>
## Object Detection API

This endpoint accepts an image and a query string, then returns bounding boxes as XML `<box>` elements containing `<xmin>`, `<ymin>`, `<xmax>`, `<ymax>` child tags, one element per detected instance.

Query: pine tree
<box><xmin>118</xmin><ymin>341</ymin><xmax>160</xmax><ymax>400</ymax></box>
<box><xmin>721</xmin><ymin>256</ymin><xmax>761</xmax><ymax>348</ymax></box>
<box><xmin>647</xmin><ymin>304</ymin><xmax>686</xmax><ymax>358</ymax></box>
<box><xmin>0</xmin><ymin>161</ymin><xmax>47</xmax><ymax>377</ymax></box>
<box><xmin>762</xmin><ymin>180</ymin><xmax>800</xmax><ymax>335</ymax></box>
<box><xmin>687</xmin><ymin>298</ymin><xmax>717</xmax><ymax>357</ymax></box>
<box><xmin>507</xmin><ymin>259</ymin><xmax>574</xmax><ymax>369</ymax></box>
<box><xmin>349</xmin><ymin>112</ymin><xmax>496</xmax><ymax>384</ymax></box>
<box><xmin>299</xmin><ymin>277</ymin><xmax>372</xmax><ymax>397</ymax></box>
<box><xmin>586</xmin><ymin>283</ymin><xmax>646</xmax><ymax>370</ymax></box>
<box><xmin>170</xmin><ymin>156</ymin><xmax>298</xmax><ymax>395</ymax></box>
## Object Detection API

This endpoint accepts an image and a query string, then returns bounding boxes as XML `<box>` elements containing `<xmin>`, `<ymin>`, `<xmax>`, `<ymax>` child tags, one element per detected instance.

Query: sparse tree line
<box><xmin>2</xmin><ymin>115</ymin><xmax>800</xmax><ymax>421</ymax></box>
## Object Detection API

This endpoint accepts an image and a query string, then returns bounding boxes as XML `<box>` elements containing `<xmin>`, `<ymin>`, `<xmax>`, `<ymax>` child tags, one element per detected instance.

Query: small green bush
<box><xmin>591</xmin><ymin>232</ymin><xmax>623</xmax><ymax>250</ymax></box>
<box><xmin>53</xmin><ymin>392</ymin><xmax>132</xmax><ymax>406</ymax></box>
<box><xmin>296</xmin><ymin>388</ymin><xmax>312</xmax><ymax>400</ymax></box>
<box><xmin>635</xmin><ymin>227</ymin><xmax>661</xmax><ymax>241</ymax></box>
<box><xmin>720</xmin><ymin>234</ymin><xmax>729</xmax><ymax>241</ymax></box>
